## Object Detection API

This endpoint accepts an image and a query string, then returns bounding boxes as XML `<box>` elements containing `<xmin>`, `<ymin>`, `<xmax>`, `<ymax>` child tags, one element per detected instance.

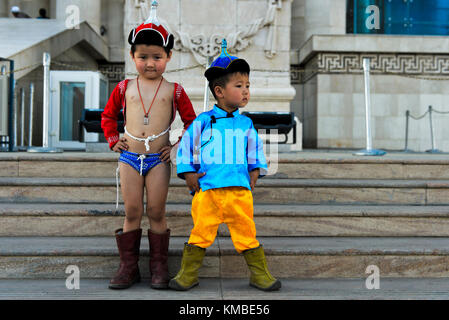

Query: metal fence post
<box><xmin>28</xmin><ymin>53</ymin><xmax>61</xmax><ymax>153</ymax></box>
<box><xmin>28</xmin><ymin>83</ymin><xmax>34</xmax><ymax>147</ymax></box>
<box><xmin>353</xmin><ymin>58</ymin><xmax>386</xmax><ymax>156</ymax></box>
<box><xmin>403</xmin><ymin>110</ymin><xmax>413</xmax><ymax>152</ymax></box>
<box><xmin>8</xmin><ymin>59</ymin><xmax>14</xmax><ymax>152</ymax></box>
<box><xmin>13</xmin><ymin>88</ymin><xmax>18</xmax><ymax>150</ymax></box>
<box><xmin>203</xmin><ymin>56</ymin><xmax>213</xmax><ymax>112</ymax></box>
<box><xmin>426</xmin><ymin>105</ymin><xmax>442</xmax><ymax>153</ymax></box>
<box><xmin>20</xmin><ymin>87</ymin><xmax>25</xmax><ymax>148</ymax></box>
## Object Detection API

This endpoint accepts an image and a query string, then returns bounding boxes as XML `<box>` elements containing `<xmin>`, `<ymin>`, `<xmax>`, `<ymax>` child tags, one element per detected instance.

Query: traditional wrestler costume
<box><xmin>101</xmin><ymin>1</ymin><xmax>196</xmax><ymax>290</ymax></box>
<box><xmin>169</xmin><ymin>40</ymin><xmax>281</xmax><ymax>292</ymax></box>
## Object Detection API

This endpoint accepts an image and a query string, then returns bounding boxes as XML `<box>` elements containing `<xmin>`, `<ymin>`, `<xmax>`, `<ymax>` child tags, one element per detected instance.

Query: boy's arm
<box><xmin>249</xmin><ymin>168</ymin><xmax>260</xmax><ymax>191</ymax></box>
<box><xmin>173</xmin><ymin>84</ymin><xmax>197</xmax><ymax>146</ymax></box>
<box><xmin>101</xmin><ymin>81</ymin><xmax>126</xmax><ymax>150</ymax></box>
<box><xmin>247</xmin><ymin>121</ymin><xmax>268</xmax><ymax>178</ymax></box>
<box><xmin>176</xmin><ymin>116</ymin><xmax>204</xmax><ymax>180</ymax></box>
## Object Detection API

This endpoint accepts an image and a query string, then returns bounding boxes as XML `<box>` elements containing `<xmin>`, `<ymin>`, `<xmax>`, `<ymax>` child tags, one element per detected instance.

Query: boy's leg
<box><xmin>169</xmin><ymin>189</ymin><xmax>222</xmax><ymax>291</ymax></box>
<box><xmin>188</xmin><ymin>189</ymin><xmax>222</xmax><ymax>249</ymax></box>
<box><xmin>144</xmin><ymin>162</ymin><xmax>170</xmax><ymax>233</ymax></box>
<box><xmin>222</xmin><ymin>187</ymin><xmax>259</xmax><ymax>253</ymax></box>
<box><xmin>120</xmin><ymin>162</ymin><xmax>145</xmax><ymax>232</ymax></box>
<box><xmin>144</xmin><ymin>162</ymin><xmax>171</xmax><ymax>289</ymax></box>
<box><xmin>109</xmin><ymin>162</ymin><xmax>145</xmax><ymax>289</ymax></box>
<box><xmin>223</xmin><ymin>187</ymin><xmax>281</xmax><ymax>291</ymax></box>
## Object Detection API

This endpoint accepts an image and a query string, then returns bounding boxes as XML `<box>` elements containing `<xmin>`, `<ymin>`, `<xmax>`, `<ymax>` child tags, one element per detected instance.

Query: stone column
<box><xmin>0</xmin><ymin>0</ymin><xmax>8</xmax><ymax>17</ymax></box>
<box><xmin>304</xmin><ymin>0</ymin><xmax>346</xmax><ymax>41</ymax></box>
<box><xmin>102</xmin><ymin>0</ymin><xmax>125</xmax><ymax>62</ymax></box>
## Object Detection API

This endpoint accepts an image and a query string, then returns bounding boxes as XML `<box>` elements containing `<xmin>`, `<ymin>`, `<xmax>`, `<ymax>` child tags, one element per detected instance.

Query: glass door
<box><xmin>50</xmin><ymin>71</ymin><xmax>107</xmax><ymax>150</ymax></box>
<box><xmin>59</xmin><ymin>82</ymin><xmax>85</xmax><ymax>142</ymax></box>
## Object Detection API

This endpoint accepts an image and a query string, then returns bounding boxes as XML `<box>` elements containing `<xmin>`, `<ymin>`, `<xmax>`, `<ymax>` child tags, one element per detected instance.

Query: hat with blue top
<box><xmin>204</xmin><ymin>39</ymin><xmax>250</xmax><ymax>82</ymax></box>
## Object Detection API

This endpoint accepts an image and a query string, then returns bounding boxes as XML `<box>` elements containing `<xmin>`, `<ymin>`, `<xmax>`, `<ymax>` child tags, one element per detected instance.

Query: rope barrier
<box><xmin>408</xmin><ymin>109</ymin><xmax>429</xmax><ymax>120</ymax></box>
<box><xmin>404</xmin><ymin>105</ymin><xmax>449</xmax><ymax>153</ymax></box>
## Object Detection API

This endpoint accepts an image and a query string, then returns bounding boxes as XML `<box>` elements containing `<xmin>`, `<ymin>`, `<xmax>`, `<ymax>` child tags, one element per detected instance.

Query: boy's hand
<box><xmin>112</xmin><ymin>137</ymin><xmax>128</xmax><ymax>153</ymax></box>
<box><xmin>159</xmin><ymin>145</ymin><xmax>173</xmax><ymax>163</ymax></box>
<box><xmin>249</xmin><ymin>169</ymin><xmax>260</xmax><ymax>191</ymax></box>
<box><xmin>184</xmin><ymin>172</ymin><xmax>206</xmax><ymax>193</ymax></box>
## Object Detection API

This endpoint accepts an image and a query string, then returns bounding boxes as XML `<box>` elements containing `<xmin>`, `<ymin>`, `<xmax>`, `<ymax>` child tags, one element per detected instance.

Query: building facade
<box><xmin>2</xmin><ymin>0</ymin><xmax>449</xmax><ymax>152</ymax></box>
<box><xmin>292</xmin><ymin>0</ymin><xmax>449</xmax><ymax>151</ymax></box>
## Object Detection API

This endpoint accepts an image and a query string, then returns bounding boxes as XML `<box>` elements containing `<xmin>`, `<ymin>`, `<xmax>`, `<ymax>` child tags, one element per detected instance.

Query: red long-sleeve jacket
<box><xmin>101</xmin><ymin>79</ymin><xmax>197</xmax><ymax>149</ymax></box>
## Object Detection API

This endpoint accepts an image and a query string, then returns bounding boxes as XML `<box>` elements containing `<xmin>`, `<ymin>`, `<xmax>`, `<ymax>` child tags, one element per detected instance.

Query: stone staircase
<box><xmin>2</xmin><ymin>151</ymin><xmax>449</xmax><ymax>280</ymax></box>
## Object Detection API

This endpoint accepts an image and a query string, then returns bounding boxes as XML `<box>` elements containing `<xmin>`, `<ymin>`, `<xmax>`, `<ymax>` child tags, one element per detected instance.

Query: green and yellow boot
<box><xmin>243</xmin><ymin>245</ymin><xmax>281</xmax><ymax>291</ymax></box>
<box><xmin>168</xmin><ymin>243</ymin><xmax>206</xmax><ymax>291</ymax></box>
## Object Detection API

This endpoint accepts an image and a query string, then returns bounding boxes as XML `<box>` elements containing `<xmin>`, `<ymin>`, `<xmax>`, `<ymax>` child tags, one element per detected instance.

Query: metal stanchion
<box><xmin>28</xmin><ymin>83</ymin><xmax>34</xmax><ymax>147</ymax></box>
<box><xmin>353</xmin><ymin>58</ymin><xmax>386</xmax><ymax>156</ymax></box>
<box><xmin>0</xmin><ymin>65</ymin><xmax>7</xmax><ymax>151</ymax></box>
<box><xmin>28</xmin><ymin>52</ymin><xmax>61</xmax><ymax>153</ymax></box>
<box><xmin>13</xmin><ymin>88</ymin><xmax>18</xmax><ymax>151</ymax></box>
<box><xmin>20</xmin><ymin>87</ymin><xmax>25</xmax><ymax>149</ymax></box>
<box><xmin>203</xmin><ymin>56</ymin><xmax>213</xmax><ymax>112</ymax></box>
<box><xmin>403</xmin><ymin>110</ymin><xmax>414</xmax><ymax>153</ymax></box>
<box><xmin>7</xmin><ymin>59</ymin><xmax>15</xmax><ymax>152</ymax></box>
<box><xmin>426</xmin><ymin>106</ymin><xmax>442</xmax><ymax>153</ymax></box>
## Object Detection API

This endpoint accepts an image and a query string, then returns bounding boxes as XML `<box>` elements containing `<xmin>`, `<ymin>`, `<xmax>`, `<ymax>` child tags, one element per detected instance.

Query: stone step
<box><xmin>1</xmin><ymin>177</ymin><xmax>449</xmax><ymax>205</ymax></box>
<box><xmin>3</xmin><ymin>203</ymin><xmax>449</xmax><ymax>237</ymax></box>
<box><xmin>3</xmin><ymin>236</ymin><xmax>449</xmax><ymax>279</ymax></box>
<box><xmin>3</xmin><ymin>152</ymin><xmax>449</xmax><ymax>180</ymax></box>
<box><xmin>1</xmin><ymin>278</ymin><xmax>448</xmax><ymax>300</ymax></box>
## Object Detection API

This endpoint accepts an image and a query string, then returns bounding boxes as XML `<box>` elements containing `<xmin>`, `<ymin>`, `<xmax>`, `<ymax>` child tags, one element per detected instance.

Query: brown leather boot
<box><xmin>148</xmin><ymin>229</ymin><xmax>170</xmax><ymax>289</ymax></box>
<box><xmin>109</xmin><ymin>228</ymin><xmax>142</xmax><ymax>290</ymax></box>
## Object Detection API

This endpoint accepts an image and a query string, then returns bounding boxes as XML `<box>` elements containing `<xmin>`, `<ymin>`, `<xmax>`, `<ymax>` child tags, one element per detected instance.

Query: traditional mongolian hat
<box><xmin>204</xmin><ymin>39</ymin><xmax>250</xmax><ymax>83</ymax></box>
<box><xmin>128</xmin><ymin>0</ymin><xmax>174</xmax><ymax>49</ymax></box>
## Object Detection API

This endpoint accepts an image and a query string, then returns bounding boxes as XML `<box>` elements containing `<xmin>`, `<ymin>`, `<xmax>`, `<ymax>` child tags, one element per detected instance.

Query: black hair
<box><xmin>39</xmin><ymin>8</ymin><xmax>47</xmax><ymax>17</ymax></box>
<box><xmin>209</xmin><ymin>71</ymin><xmax>249</xmax><ymax>100</ymax></box>
<box><xmin>129</xmin><ymin>30</ymin><xmax>173</xmax><ymax>56</ymax></box>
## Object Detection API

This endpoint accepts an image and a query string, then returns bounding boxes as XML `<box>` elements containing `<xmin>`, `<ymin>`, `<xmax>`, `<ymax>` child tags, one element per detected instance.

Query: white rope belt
<box><xmin>124</xmin><ymin>126</ymin><xmax>170</xmax><ymax>152</ymax></box>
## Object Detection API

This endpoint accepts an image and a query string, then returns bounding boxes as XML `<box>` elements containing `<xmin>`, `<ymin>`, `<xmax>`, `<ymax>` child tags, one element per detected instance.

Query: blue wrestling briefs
<box><xmin>119</xmin><ymin>151</ymin><xmax>163</xmax><ymax>176</ymax></box>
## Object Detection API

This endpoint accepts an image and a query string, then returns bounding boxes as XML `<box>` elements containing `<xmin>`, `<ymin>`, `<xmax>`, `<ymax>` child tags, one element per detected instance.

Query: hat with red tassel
<box><xmin>128</xmin><ymin>1</ymin><xmax>174</xmax><ymax>50</ymax></box>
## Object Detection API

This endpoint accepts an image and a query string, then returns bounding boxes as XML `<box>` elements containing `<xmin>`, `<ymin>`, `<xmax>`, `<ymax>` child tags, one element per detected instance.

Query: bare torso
<box><xmin>124</xmin><ymin>77</ymin><xmax>174</xmax><ymax>154</ymax></box>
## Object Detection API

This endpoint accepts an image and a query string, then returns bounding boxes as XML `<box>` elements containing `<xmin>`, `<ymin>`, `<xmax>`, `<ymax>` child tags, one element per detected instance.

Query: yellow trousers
<box><xmin>188</xmin><ymin>187</ymin><xmax>260</xmax><ymax>253</ymax></box>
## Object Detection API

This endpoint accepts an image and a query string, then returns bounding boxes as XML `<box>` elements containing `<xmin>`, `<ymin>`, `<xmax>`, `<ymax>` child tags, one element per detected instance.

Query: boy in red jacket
<box><xmin>101</xmin><ymin>1</ymin><xmax>196</xmax><ymax>290</ymax></box>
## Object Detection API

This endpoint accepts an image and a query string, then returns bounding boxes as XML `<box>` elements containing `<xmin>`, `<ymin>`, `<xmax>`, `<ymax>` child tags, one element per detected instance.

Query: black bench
<box><xmin>78</xmin><ymin>109</ymin><xmax>124</xmax><ymax>142</ymax></box>
<box><xmin>242</xmin><ymin>111</ymin><xmax>297</xmax><ymax>144</ymax></box>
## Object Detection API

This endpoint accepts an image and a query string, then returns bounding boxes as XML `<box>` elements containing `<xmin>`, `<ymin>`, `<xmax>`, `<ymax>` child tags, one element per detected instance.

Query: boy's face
<box><xmin>215</xmin><ymin>73</ymin><xmax>250</xmax><ymax>108</ymax></box>
<box><xmin>131</xmin><ymin>44</ymin><xmax>171</xmax><ymax>80</ymax></box>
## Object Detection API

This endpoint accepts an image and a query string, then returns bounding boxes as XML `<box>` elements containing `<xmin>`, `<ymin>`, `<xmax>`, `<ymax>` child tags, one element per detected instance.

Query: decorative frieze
<box><xmin>98</xmin><ymin>63</ymin><xmax>125</xmax><ymax>82</ymax></box>
<box><xmin>294</xmin><ymin>52</ymin><xmax>449</xmax><ymax>83</ymax></box>
<box><xmin>130</xmin><ymin>0</ymin><xmax>284</xmax><ymax>64</ymax></box>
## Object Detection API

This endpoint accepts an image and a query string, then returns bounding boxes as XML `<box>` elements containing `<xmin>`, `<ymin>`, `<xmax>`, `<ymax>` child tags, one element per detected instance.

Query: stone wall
<box><xmin>298</xmin><ymin>35</ymin><xmax>449</xmax><ymax>151</ymax></box>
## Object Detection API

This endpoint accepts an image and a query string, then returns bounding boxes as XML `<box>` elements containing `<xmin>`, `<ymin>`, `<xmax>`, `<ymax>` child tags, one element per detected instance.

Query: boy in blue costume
<box><xmin>169</xmin><ymin>39</ymin><xmax>281</xmax><ymax>291</ymax></box>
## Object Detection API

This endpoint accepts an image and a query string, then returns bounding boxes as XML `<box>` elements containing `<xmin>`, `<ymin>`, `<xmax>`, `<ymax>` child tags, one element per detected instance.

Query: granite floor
<box><xmin>0</xmin><ymin>278</ymin><xmax>449</xmax><ymax>300</ymax></box>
